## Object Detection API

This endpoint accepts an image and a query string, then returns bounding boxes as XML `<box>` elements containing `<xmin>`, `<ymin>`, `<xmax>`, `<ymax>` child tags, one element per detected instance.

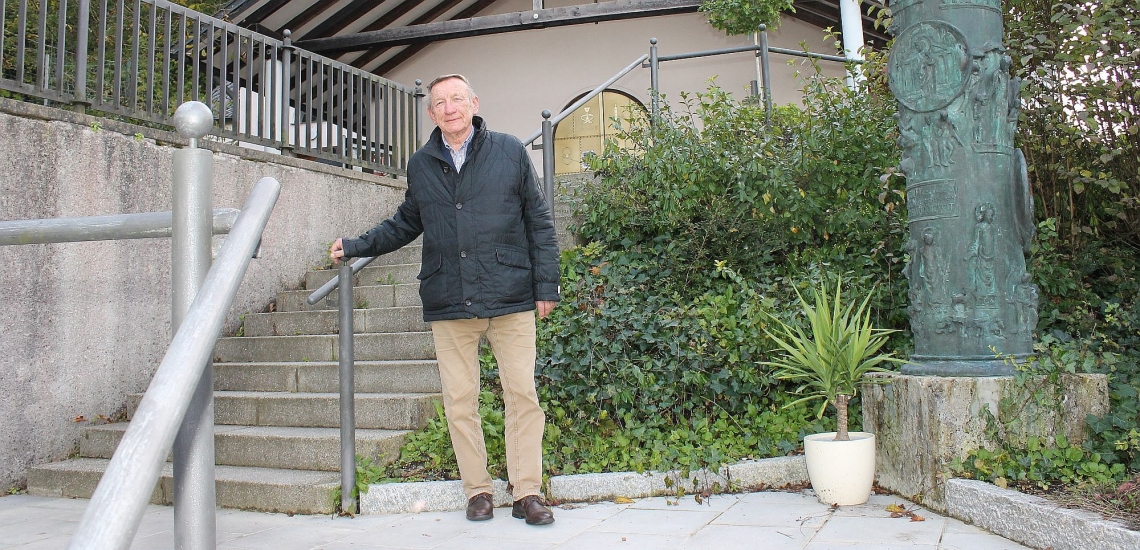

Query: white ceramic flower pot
<box><xmin>803</xmin><ymin>431</ymin><xmax>876</xmax><ymax>506</ymax></box>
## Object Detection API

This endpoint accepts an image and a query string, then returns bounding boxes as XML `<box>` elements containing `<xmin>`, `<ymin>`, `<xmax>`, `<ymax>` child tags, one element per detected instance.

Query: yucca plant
<box><xmin>762</xmin><ymin>276</ymin><xmax>903</xmax><ymax>441</ymax></box>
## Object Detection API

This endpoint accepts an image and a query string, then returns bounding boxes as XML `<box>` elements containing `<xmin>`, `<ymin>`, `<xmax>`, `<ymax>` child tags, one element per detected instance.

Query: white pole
<box><xmin>839</xmin><ymin>0</ymin><xmax>866</xmax><ymax>89</ymax></box>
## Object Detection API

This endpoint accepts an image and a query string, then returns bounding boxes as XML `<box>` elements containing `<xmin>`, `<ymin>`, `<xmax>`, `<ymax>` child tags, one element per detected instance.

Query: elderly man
<box><xmin>329</xmin><ymin>74</ymin><xmax>560</xmax><ymax>525</ymax></box>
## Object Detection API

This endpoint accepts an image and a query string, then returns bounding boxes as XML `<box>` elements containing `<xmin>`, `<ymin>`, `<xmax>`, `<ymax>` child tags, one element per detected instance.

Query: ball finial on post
<box><xmin>173</xmin><ymin>101</ymin><xmax>214</xmax><ymax>148</ymax></box>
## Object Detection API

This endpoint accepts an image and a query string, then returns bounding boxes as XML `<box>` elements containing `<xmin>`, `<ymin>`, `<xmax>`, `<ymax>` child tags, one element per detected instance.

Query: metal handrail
<box><xmin>307</xmin><ymin>255</ymin><xmax>376</xmax><ymax>305</ymax></box>
<box><xmin>0</xmin><ymin>208</ymin><xmax>240</xmax><ymax>245</ymax></box>
<box><xmin>647</xmin><ymin>27</ymin><xmax>865</xmax><ymax>122</ymax></box>
<box><xmin>68</xmin><ymin>176</ymin><xmax>282</xmax><ymax>550</ymax></box>
<box><xmin>521</xmin><ymin>54</ymin><xmax>649</xmax><ymax>147</ymax></box>
<box><xmin>653</xmin><ymin>43</ymin><xmax>859</xmax><ymax>64</ymax></box>
<box><xmin>296</xmin><ymin>256</ymin><xmax>366</xmax><ymax>513</ymax></box>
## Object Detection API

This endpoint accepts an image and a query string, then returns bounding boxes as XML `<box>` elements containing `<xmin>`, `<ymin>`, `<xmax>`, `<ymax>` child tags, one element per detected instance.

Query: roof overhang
<box><xmin>217</xmin><ymin>0</ymin><xmax>890</xmax><ymax>76</ymax></box>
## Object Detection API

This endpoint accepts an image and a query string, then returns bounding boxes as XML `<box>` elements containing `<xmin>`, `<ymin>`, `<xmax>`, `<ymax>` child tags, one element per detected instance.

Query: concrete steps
<box><xmin>275</xmin><ymin>283</ymin><xmax>421</xmax><ymax>312</ymax></box>
<box><xmin>28</xmin><ymin>242</ymin><xmax>441</xmax><ymax>514</ymax></box>
<box><xmin>242</xmin><ymin>306</ymin><xmax>428</xmax><ymax>337</ymax></box>
<box><xmin>213</xmin><ymin>331</ymin><xmax>435</xmax><ymax>362</ymax></box>
<box><xmin>214</xmin><ymin>360</ymin><xmax>440</xmax><ymax>393</ymax></box>
<box><xmin>26</xmin><ymin>194</ymin><xmax>576</xmax><ymax>515</ymax></box>
<box><xmin>121</xmin><ymin>391</ymin><xmax>438</xmax><ymax>430</ymax></box>
<box><xmin>28</xmin><ymin>458</ymin><xmax>341</xmax><ymax>514</ymax></box>
<box><xmin>79</xmin><ymin>424</ymin><xmax>409</xmax><ymax>471</ymax></box>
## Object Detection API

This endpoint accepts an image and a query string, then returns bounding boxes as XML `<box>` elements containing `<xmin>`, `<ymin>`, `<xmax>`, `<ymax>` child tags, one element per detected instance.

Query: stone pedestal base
<box><xmin>862</xmin><ymin>373</ymin><xmax>1108</xmax><ymax>512</ymax></box>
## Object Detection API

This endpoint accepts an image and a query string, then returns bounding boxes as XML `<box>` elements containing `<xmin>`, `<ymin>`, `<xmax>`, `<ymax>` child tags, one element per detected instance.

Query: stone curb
<box><xmin>360</xmin><ymin>455</ymin><xmax>808</xmax><ymax>515</ymax></box>
<box><xmin>946</xmin><ymin>478</ymin><xmax>1140</xmax><ymax>550</ymax></box>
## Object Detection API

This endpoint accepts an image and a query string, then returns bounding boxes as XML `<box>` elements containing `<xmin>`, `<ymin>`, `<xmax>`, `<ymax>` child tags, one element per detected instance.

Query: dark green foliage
<box><xmin>387</xmin><ymin>51</ymin><xmax>907</xmax><ymax>479</ymax></box>
<box><xmin>538</xmin><ymin>245</ymin><xmax>774</xmax><ymax>423</ymax></box>
<box><xmin>1006</xmin><ymin>0</ymin><xmax>1140</xmax><ymax>250</ymax></box>
<box><xmin>580</xmin><ymin>58</ymin><xmax>908</xmax><ymax>330</ymax></box>
<box><xmin>951</xmin><ymin>435</ymin><xmax>1125</xmax><ymax>491</ymax></box>
<box><xmin>1002</xmin><ymin>0</ymin><xmax>1140</xmax><ymax>479</ymax></box>
<box><xmin>532</xmin><ymin>58</ymin><xmax>905</xmax><ymax>474</ymax></box>
<box><xmin>950</xmin><ymin>335</ymin><xmax>1134</xmax><ymax>488</ymax></box>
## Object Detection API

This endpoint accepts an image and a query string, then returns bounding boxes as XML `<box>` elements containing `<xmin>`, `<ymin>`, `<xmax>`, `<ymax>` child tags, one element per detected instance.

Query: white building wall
<box><xmin>382</xmin><ymin>3</ymin><xmax>846</xmax><ymax>161</ymax></box>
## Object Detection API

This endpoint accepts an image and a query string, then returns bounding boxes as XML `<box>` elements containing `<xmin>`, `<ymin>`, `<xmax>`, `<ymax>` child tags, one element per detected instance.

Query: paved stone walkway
<box><xmin>0</xmin><ymin>491</ymin><xmax>1029</xmax><ymax>549</ymax></box>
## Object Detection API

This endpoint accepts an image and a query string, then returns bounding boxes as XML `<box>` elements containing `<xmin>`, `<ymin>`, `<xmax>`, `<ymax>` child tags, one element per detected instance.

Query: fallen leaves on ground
<box><xmin>886</xmin><ymin>502</ymin><xmax>925</xmax><ymax>521</ymax></box>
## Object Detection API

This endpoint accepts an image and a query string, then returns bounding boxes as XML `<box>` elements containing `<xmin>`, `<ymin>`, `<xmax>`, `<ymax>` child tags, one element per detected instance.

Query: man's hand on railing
<box><xmin>329</xmin><ymin>238</ymin><xmax>346</xmax><ymax>264</ymax></box>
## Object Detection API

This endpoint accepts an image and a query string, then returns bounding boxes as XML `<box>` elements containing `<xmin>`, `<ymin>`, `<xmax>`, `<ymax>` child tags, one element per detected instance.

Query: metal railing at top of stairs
<box><xmin>0</xmin><ymin>0</ymin><xmax>421</xmax><ymax>175</ymax></box>
<box><xmin>646</xmin><ymin>25</ymin><xmax>863</xmax><ymax>125</ymax></box>
<box><xmin>0</xmin><ymin>101</ymin><xmax>282</xmax><ymax>550</ymax></box>
<box><xmin>517</xmin><ymin>25</ymin><xmax>863</xmax><ymax>208</ymax></box>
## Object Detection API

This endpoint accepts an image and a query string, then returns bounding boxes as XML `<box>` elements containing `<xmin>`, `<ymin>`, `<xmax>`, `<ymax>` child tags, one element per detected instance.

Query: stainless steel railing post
<box><xmin>170</xmin><ymin>101</ymin><xmax>217</xmax><ymax>550</ymax></box>
<box><xmin>758</xmin><ymin>26</ymin><xmax>773</xmax><ymax>125</ymax></box>
<box><xmin>68</xmin><ymin>177</ymin><xmax>282</xmax><ymax>550</ymax></box>
<box><xmin>649</xmin><ymin>38</ymin><xmax>659</xmax><ymax>119</ymax></box>
<box><xmin>541</xmin><ymin>110</ymin><xmax>555</xmax><ymax>220</ymax></box>
<box><xmin>337</xmin><ymin>259</ymin><xmax>357</xmax><ymax>513</ymax></box>
<box><xmin>72</xmin><ymin>0</ymin><xmax>91</xmax><ymax>112</ymax></box>
<box><xmin>414</xmin><ymin>79</ymin><xmax>424</xmax><ymax>148</ymax></box>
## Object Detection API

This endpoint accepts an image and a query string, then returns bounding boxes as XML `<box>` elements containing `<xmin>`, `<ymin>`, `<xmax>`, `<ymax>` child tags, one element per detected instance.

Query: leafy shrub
<box><xmin>539</xmin><ymin>245</ymin><xmax>773</xmax><ymax>422</ymax></box>
<box><xmin>536</xmin><ymin>244</ymin><xmax>834</xmax><ymax>473</ymax></box>
<box><xmin>387</xmin><ymin>52</ymin><xmax>908</xmax><ymax>479</ymax></box>
<box><xmin>951</xmin><ymin>435</ymin><xmax>1125</xmax><ymax>491</ymax></box>
<box><xmin>1007</xmin><ymin>0</ymin><xmax>1140</xmax><ymax>250</ymax></box>
<box><xmin>949</xmin><ymin>329</ymin><xmax>1139</xmax><ymax>487</ymax></box>
<box><xmin>580</xmin><ymin>60</ymin><xmax>908</xmax><ymax>328</ymax></box>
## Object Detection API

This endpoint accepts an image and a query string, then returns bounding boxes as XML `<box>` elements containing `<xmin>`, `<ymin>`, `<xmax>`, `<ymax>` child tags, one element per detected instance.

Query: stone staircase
<box><xmin>27</xmin><ymin>245</ymin><xmax>441</xmax><ymax>514</ymax></box>
<box><xmin>26</xmin><ymin>178</ymin><xmax>582</xmax><ymax>514</ymax></box>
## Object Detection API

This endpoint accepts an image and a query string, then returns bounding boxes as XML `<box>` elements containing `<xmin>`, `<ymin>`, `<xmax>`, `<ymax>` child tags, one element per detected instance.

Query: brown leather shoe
<box><xmin>511</xmin><ymin>495</ymin><xmax>554</xmax><ymax>525</ymax></box>
<box><xmin>466</xmin><ymin>492</ymin><xmax>494</xmax><ymax>521</ymax></box>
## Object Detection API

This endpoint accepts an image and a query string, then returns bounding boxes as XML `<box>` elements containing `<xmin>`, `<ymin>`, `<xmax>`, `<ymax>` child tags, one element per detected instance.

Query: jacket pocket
<box><xmin>493</xmin><ymin>244</ymin><xmax>533</xmax><ymax>304</ymax></box>
<box><xmin>416</xmin><ymin>253</ymin><xmax>448</xmax><ymax>311</ymax></box>
<box><xmin>494</xmin><ymin>244</ymin><xmax>531</xmax><ymax>270</ymax></box>
<box><xmin>417</xmin><ymin>253</ymin><xmax>442</xmax><ymax>280</ymax></box>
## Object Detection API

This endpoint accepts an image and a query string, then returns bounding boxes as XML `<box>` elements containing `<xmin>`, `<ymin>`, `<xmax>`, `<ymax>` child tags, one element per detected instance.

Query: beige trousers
<box><xmin>430</xmin><ymin>311</ymin><xmax>545</xmax><ymax>500</ymax></box>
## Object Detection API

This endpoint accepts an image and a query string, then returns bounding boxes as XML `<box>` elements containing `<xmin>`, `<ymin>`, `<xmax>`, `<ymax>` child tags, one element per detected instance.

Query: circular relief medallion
<box><xmin>889</xmin><ymin>21</ymin><xmax>971</xmax><ymax>113</ymax></box>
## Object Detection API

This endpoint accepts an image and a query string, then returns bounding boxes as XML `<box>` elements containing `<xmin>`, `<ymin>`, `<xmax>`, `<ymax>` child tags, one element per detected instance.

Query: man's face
<box><xmin>428</xmin><ymin>78</ymin><xmax>479</xmax><ymax>140</ymax></box>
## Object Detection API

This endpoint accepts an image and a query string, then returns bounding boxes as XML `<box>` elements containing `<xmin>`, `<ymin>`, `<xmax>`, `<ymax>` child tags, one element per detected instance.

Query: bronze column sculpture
<box><xmin>888</xmin><ymin>0</ymin><xmax>1037</xmax><ymax>376</ymax></box>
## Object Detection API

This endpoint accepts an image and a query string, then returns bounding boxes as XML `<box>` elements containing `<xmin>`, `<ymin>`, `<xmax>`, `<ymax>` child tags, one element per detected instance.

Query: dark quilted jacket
<box><xmin>341</xmin><ymin>117</ymin><xmax>561</xmax><ymax>322</ymax></box>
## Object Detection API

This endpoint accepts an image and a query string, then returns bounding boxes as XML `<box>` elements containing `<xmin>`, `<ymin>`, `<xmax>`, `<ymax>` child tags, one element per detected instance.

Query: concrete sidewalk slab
<box><xmin>0</xmin><ymin>491</ymin><xmax>1029</xmax><ymax>549</ymax></box>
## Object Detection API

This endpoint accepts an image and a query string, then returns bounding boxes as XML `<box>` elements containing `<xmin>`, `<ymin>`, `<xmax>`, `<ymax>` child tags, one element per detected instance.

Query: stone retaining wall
<box><xmin>0</xmin><ymin>98</ymin><xmax>408</xmax><ymax>490</ymax></box>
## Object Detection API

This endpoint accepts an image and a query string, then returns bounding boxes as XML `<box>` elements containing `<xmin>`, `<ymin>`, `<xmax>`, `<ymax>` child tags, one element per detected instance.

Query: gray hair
<box><xmin>426</xmin><ymin>74</ymin><xmax>477</xmax><ymax>104</ymax></box>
